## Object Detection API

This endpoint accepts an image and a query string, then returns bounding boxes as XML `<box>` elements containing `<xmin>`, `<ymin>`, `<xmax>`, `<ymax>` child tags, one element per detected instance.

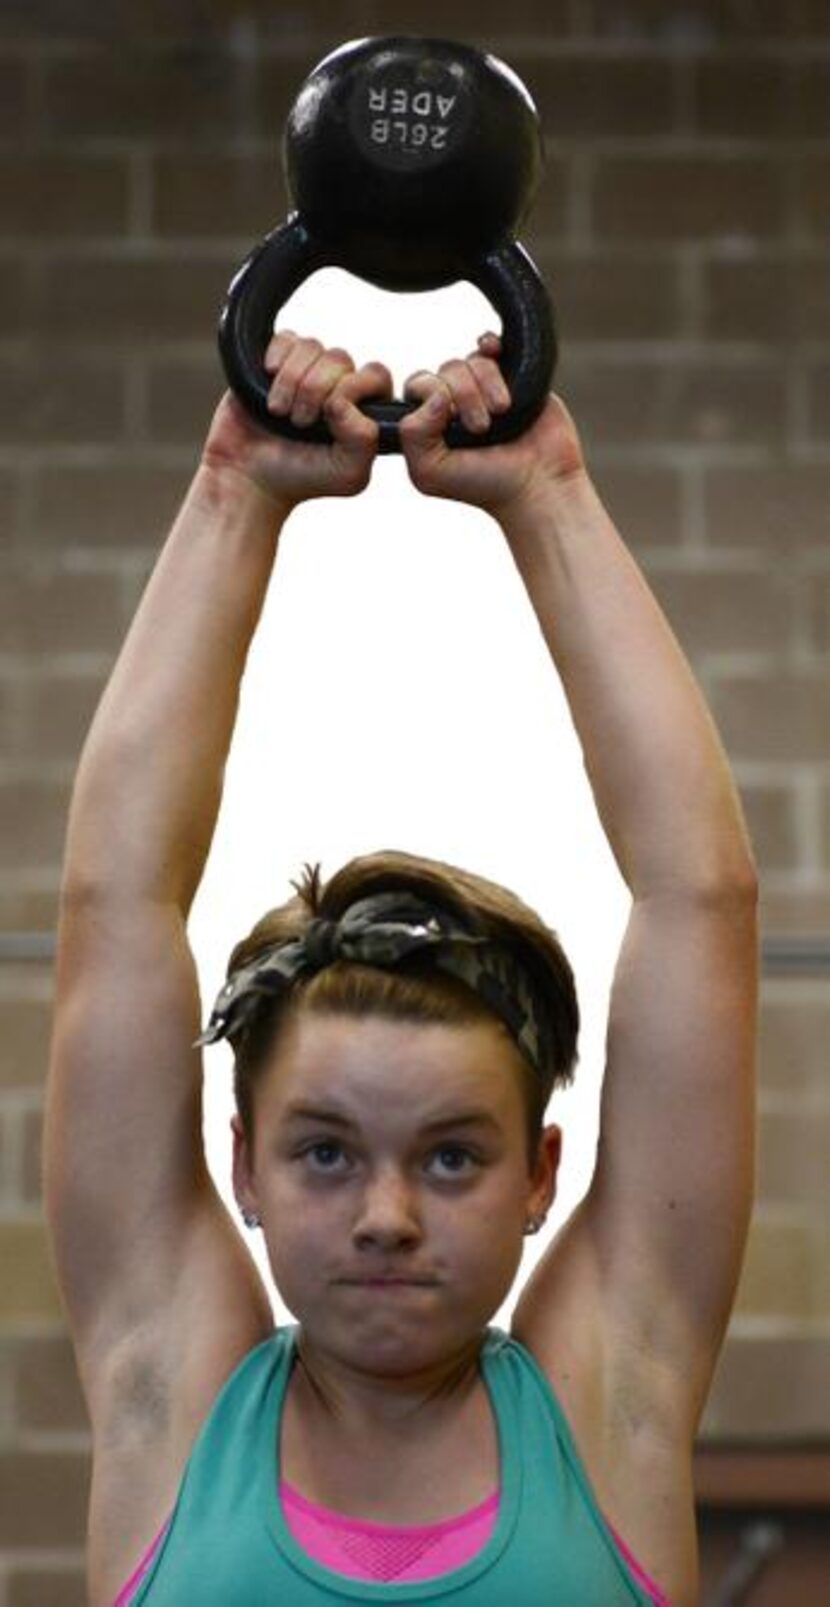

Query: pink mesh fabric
<box><xmin>113</xmin><ymin>1489</ymin><xmax>672</xmax><ymax>1602</ymax></box>
<box><xmin>280</xmin><ymin>1480</ymin><xmax>500</xmax><ymax>1583</ymax></box>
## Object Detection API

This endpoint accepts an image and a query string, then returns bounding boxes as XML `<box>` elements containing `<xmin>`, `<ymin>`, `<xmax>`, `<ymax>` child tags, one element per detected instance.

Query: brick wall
<box><xmin>2</xmin><ymin>1</ymin><xmax>830</xmax><ymax>1599</ymax></box>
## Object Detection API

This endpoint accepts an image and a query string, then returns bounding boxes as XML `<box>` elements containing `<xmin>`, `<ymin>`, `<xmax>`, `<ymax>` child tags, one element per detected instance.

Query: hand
<box><xmin>200</xmin><ymin>332</ymin><xmax>394</xmax><ymax>514</ymax></box>
<box><xmin>399</xmin><ymin>333</ymin><xmax>586</xmax><ymax>518</ymax></box>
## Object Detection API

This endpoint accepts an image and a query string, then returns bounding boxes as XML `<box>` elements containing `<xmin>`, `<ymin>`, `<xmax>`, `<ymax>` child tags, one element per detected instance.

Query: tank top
<box><xmin>125</xmin><ymin>1325</ymin><xmax>663</xmax><ymax>1605</ymax></box>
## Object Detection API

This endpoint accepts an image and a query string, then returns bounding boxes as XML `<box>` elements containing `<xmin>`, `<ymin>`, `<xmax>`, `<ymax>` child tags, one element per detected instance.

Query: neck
<box><xmin>293</xmin><ymin>1328</ymin><xmax>484</xmax><ymax>1439</ymax></box>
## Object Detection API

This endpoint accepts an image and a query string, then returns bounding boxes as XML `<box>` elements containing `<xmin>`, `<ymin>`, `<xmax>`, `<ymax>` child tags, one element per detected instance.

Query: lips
<box><xmin>339</xmin><ymin>1276</ymin><xmax>437</xmax><ymax>1286</ymax></box>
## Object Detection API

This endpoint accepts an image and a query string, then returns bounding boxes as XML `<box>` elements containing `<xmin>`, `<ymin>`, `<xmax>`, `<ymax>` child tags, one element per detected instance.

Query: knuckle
<box><xmin>297</xmin><ymin>373</ymin><xmax>329</xmax><ymax>404</ymax></box>
<box><xmin>402</xmin><ymin>376</ymin><xmax>431</xmax><ymax>402</ymax></box>
<box><xmin>406</xmin><ymin>461</ymin><xmax>433</xmax><ymax>493</ymax></box>
<box><xmin>340</xmin><ymin>450</ymin><xmax>374</xmax><ymax>491</ymax></box>
<box><xmin>333</xmin><ymin>367</ymin><xmax>365</xmax><ymax>395</ymax></box>
<box><xmin>275</xmin><ymin>360</ymin><xmax>304</xmax><ymax>388</ymax></box>
<box><xmin>398</xmin><ymin>409</ymin><xmax>426</xmax><ymax>439</ymax></box>
<box><xmin>288</xmin><ymin>340</ymin><xmax>323</xmax><ymax>380</ymax></box>
<box><xmin>265</xmin><ymin>331</ymin><xmax>300</xmax><ymax>376</ymax></box>
<box><xmin>311</xmin><ymin>359</ymin><xmax>356</xmax><ymax>403</ymax></box>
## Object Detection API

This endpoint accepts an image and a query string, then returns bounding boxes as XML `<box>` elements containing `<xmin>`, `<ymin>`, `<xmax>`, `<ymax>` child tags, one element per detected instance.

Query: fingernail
<box><xmin>269</xmin><ymin>387</ymin><xmax>290</xmax><ymax>414</ymax></box>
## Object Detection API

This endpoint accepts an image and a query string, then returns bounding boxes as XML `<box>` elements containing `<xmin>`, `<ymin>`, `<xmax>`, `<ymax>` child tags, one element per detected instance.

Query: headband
<box><xmin>196</xmin><ymin>890</ymin><xmax>554</xmax><ymax>1081</ymax></box>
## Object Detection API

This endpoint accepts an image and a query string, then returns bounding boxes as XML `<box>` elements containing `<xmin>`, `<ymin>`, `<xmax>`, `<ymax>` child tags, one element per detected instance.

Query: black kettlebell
<box><xmin>218</xmin><ymin>36</ymin><xmax>557</xmax><ymax>454</ymax></box>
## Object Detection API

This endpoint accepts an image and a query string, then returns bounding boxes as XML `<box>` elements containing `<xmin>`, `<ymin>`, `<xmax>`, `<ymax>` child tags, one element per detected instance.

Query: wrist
<box><xmin>194</xmin><ymin>456</ymin><xmax>294</xmax><ymax>531</ymax></box>
<box><xmin>496</xmin><ymin>465</ymin><xmax>596</xmax><ymax>547</ymax></box>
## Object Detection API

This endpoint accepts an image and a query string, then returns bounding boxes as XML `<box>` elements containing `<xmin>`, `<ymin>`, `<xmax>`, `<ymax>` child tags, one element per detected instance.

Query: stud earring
<box><xmin>524</xmin><ymin>1215</ymin><xmax>546</xmax><ymax>1236</ymax></box>
<box><xmin>241</xmin><ymin>1209</ymin><xmax>261</xmax><ymax>1230</ymax></box>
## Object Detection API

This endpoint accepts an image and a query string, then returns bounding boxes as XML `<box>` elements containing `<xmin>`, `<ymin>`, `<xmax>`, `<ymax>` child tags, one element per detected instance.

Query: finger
<box><xmin>335</xmin><ymin>361</ymin><xmax>394</xmax><ymax>406</ymax></box>
<box><xmin>289</xmin><ymin>346</ymin><xmax>360</xmax><ymax>426</ymax></box>
<box><xmin>434</xmin><ymin>357</ymin><xmax>493</xmax><ymax>434</ymax></box>
<box><xmin>403</xmin><ymin>370</ymin><xmax>457</xmax><ymax>413</ymax></box>
<box><xmin>265</xmin><ymin>336</ymin><xmax>325</xmax><ymax>416</ymax></box>
<box><xmin>264</xmin><ymin>328</ymin><xmax>298</xmax><ymax>374</ymax></box>
<box><xmin>322</xmin><ymin>363</ymin><xmax>394</xmax><ymax>451</ymax></box>
<box><xmin>324</xmin><ymin>361</ymin><xmax>394</xmax><ymax>434</ymax></box>
<box><xmin>477</xmin><ymin>331</ymin><xmax>502</xmax><ymax>356</ymax></box>
<box><xmin>398</xmin><ymin>383</ymin><xmax>453</xmax><ymax>450</ymax></box>
<box><xmin>464</xmin><ymin>352</ymin><xmax>511</xmax><ymax>413</ymax></box>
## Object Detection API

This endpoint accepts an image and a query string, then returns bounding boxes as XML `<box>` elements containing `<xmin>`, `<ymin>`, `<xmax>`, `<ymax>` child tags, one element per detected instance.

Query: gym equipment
<box><xmin>218</xmin><ymin>36</ymin><xmax>556</xmax><ymax>454</ymax></box>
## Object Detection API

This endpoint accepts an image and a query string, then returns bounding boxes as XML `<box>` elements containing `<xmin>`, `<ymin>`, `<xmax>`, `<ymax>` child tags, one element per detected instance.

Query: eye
<box><xmin>429</xmin><ymin>1144</ymin><xmax>479</xmax><ymax>1178</ymax></box>
<box><xmin>302</xmin><ymin>1141</ymin><xmax>348</xmax><ymax>1172</ymax></box>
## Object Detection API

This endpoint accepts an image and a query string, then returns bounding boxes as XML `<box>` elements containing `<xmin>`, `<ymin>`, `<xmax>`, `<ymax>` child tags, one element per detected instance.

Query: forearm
<box><xmin>62</xmin><ymin>464</ymin><xmax>287</xmax><ymax>913</ymax></box>
<box><xmin>499</xmin><ymin>471</ymin><xmax>756</xmax><ymax>900</ymax></box>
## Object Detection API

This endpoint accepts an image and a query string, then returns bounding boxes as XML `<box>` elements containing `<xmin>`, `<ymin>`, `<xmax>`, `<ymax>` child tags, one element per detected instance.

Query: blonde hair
<box><xmin>227</xmin><ymin>849</ymin><xmax>579</xmax><ymax>1173</ymax></box>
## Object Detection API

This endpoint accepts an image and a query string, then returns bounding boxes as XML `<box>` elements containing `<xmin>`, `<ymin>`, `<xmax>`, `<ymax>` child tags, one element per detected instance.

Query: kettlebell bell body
<box><xmin>219</xmin><ymin>36</ymin><xmax>557</xmax><ymax>453</ymax></box>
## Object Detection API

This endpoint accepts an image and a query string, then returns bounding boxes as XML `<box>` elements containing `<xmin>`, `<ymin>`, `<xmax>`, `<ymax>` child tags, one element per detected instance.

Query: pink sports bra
<box><xmin>114</xmin><ymin>1480</ymin><xmax>670</xmax><ymax>1603</ymax></box>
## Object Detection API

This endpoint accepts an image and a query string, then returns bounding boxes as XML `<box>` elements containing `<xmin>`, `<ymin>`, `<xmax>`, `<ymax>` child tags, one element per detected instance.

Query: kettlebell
<box><xmin>218</xmin><ymin>36</ymin><xmax>557</xmax><ymax>454</ymax></box>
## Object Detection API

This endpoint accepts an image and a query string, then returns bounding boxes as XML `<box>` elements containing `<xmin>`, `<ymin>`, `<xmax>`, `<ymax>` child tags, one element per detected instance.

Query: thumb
<box><xmin>399</xmin><ymin>388</ymin><xmax>453</xmax><ymax>476</ymax></box>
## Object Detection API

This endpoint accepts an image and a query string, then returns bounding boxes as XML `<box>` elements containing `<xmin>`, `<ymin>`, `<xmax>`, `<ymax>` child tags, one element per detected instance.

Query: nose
<box><xmin>351</xmin><ymin>1172</ymin><xmax>423</xmax><ymax>1250</ymax></box>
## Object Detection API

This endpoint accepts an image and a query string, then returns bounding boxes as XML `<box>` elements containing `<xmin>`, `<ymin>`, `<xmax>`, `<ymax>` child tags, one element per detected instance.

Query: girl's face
<box><xmin>233</xmin><ymin>1011</ymin><xmax>561</xmax><ymax>1378</ymax></box>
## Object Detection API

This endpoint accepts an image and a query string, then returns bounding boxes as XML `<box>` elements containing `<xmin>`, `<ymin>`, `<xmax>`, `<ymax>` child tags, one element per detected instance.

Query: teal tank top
<box><xmin>131</xmin><ymin>1325</ymin><xmax>655</xmax><ymax>1605</ymax></box>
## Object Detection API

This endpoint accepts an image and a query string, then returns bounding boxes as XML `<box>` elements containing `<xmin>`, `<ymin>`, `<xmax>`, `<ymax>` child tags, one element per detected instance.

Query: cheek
<box><xmin>425</xmin><ymin>1181</ymin><xmax>527</xmax><ymax>1282</ymax></box>
<box><xmin>457</xmin><ymin>1178</ymin><xmax>528</xmax><ymax>1276</ymax></box>
<box><xmin>259</xmin><ymin>1206</ymin><xmax>336</xmax><ymax>1320</ymax></box>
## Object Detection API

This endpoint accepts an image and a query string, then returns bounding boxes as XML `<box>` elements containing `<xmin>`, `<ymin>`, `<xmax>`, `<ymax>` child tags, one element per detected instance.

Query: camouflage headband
<box><xmin>196</xmin><ymin>890</ymin><xmax>553</xmax><ymax>1081</ymax></box>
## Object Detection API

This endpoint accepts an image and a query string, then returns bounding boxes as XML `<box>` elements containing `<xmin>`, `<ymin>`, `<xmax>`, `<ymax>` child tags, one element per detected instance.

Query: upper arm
<box><xmin>516</xmin><ymin>881</ymin><xmax>758</xmax><ymax>1424</ymax></box>
<box><xmin>594</xmin><ymin>885</ymin><xmax>758</xmax><ymax>1370</ymax></box>
<box><xmin>44</xmin><ymin>891</ymin><xmax>269</xmax><ymax>1367</ymax></box>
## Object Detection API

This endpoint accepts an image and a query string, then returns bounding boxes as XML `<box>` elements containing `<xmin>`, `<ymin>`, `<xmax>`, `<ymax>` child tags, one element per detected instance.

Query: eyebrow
<box><xmin>281</xmin><ymin>1103</ymin><xmax>502</xmax><ymax>1135</ymax></box>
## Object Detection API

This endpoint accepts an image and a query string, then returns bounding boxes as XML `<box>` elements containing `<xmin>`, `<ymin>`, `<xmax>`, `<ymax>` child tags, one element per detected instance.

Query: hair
<box><xmin>226</xmin><ymin>849</ymin><xmax>579</xmax><ymax>1175</ymax></box>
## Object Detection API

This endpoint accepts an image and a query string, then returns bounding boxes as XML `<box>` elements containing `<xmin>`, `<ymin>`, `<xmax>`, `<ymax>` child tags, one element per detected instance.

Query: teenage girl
<box><xmin>45</xmin><ymin>329</ymin><xmax>758</xmax><ymax>1606</ymax></box>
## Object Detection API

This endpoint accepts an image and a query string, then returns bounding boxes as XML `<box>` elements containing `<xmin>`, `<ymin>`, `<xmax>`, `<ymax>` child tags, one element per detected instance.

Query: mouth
<box><xmin>338</xmin><ymin>1278</ymin><xmax>437</xmax><ymax>1288</ymax></box>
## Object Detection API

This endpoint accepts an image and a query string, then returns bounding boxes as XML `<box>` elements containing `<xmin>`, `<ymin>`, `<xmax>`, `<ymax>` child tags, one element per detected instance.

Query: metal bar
<box><xmin>707</xmin><ymin>1521</ymin><xmax>784</xmax><ymax>1607</ymax></box>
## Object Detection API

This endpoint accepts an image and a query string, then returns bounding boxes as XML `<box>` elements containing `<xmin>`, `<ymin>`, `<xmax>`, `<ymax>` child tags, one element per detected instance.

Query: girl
<box><xmin>45</xmin><ymin>330</ymin><xmax>758</xmax><ymax>1606</ymax></box>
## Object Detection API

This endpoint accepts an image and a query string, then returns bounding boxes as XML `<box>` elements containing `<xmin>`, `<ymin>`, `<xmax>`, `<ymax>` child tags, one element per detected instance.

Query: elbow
<box><xmin>688</xmin><ymin>859</ymin><xmax>759</xmax><ymax>914</ymax></box>
<box><xmin>728</xmin><ymin>852</ymin><xmax>760</xmax><ymax>907</ymax></box>
<box><xmin>708</xmin><ymin>835</ymin><xmax>760</xmax><ymax>908</ymax></box>
<box><xmin>58</xmin><ymin>873</ymin><xmax>108</xmax><ymax>917</ymax></box>
<box><xmin>637</xmin><ymin>845</ymin><xmax>760</xmax><ymax>912</ymax></box>
<box><xmin>58</xmin><ymin>867</ymin><xmax>135</xmax><ymax>916</ymax></box>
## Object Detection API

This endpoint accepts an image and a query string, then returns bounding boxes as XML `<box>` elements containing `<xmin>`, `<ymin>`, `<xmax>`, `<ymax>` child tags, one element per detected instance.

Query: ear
<box><xmin>528</xmin><ymin>1122</ymin><xmax>562</xmax><ymax>1218</ymax></box>
<box><xmin>231</xmin><ymin>1113</ymin><xmax>259</xmax><ymax>1219</ymax></box>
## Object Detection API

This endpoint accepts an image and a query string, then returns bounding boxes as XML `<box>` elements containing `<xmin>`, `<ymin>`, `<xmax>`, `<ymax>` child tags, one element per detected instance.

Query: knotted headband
<box><xmin>196</xmin><ymin>890</ymin><xmax>555</xmax><ymax>1081</ymax></box>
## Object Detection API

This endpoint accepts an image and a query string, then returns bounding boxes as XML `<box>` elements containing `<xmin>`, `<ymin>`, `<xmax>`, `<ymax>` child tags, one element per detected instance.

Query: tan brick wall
<box><xmin>3</xmin><ymin>1</ymin><xmax>830</xmax><ymax>1596</ymax></box>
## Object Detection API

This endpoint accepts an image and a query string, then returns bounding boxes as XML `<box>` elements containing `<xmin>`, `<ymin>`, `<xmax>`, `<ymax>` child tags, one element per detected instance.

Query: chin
<box><xmin>304</xmin><ymin>1296</ymin><xmax>490</xmax><ymax>1372</ymax></box>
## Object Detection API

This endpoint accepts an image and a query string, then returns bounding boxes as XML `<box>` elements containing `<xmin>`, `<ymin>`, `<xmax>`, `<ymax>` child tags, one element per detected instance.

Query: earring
<box><xmin>241</xmin><ymin>1208</ymin><xmax>261</xmax><ymax>1230</ymax></box>
<box><xmin>524</xmin><ymin>1215</ymin><xmax>546</xmax><ymax>1236</ymax></box>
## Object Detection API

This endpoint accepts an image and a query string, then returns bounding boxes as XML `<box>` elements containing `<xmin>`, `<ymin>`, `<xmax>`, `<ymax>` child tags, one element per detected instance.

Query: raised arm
<box><xmin>497</xmin><ymin>440</ymin><xmax>758</xmax><ymax>1397</ymax></box>
<box><xmin>45</xmin><ymin>339</ymin><xmax>392</xmax><ymax>1373</ymax></box>
<box><xmin>399</xmin><ymin>344</ymin><xmax>758</xmax><ymax>1427</ymax></box>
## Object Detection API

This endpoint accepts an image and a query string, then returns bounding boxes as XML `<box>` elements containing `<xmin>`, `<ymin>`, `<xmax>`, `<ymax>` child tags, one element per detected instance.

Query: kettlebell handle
<box><xmin>218</xmin><ymin>217</ymin><xmax>557</xmax><ymax>455</ymax></box>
